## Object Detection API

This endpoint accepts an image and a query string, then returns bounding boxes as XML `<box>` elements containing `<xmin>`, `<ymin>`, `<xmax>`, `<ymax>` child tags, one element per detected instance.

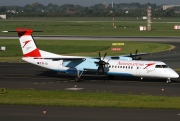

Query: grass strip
<box><xmin>0</xmin><ymin>19</ymin><xmax>180</xmax><ymax>36</ymax></box>
<box><xmin>0</xmin><ymin>40</ymin><xmax>172</xmax><ymax>62</ymax></box>
<box><xmin>0</xmin><ymin>89</ymin><xmax>180</xmax><ymax>109</ymax></box>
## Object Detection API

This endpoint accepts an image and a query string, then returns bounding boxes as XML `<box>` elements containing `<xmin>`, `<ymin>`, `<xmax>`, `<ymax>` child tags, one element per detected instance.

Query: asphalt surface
<box><xmin>0</xmin><ymin>105</ymin><xmax>180</xmax><ymax>121</ymax></box>
<box><xmin>0</xmin><ymin>37</ymin><xmax>180</xmax><ymax>121</ymax></box>
<box><xmin>1</xmin><ymin>35</ymin><xmax>180</xmax><ymax>42</ymax></box>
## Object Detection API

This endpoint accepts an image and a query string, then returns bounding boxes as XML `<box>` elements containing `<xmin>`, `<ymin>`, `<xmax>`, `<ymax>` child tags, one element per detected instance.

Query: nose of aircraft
<box><xmin>165</xmin><ymin>68</ymin><xmax>179</xmax><ymax>78</ymax></box>
<box><xmin>171</xmin><ymin>70</ymin><xmax>179</xmax><ymax>78</ymax></box>
<box><xmin>174</xmin><ymin>72</ymin><xmax>179</xmax><ymax>78</ymax></box>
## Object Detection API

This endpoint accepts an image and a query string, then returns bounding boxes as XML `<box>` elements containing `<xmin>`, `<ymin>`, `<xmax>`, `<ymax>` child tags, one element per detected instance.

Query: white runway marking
<box><xmin>65</xmin><ymin>88</ymin><xmax>84</xmax><ymax>91</ymax></box>
<box><xmin>65</xmin><ymin>85</ymin><xmax>84</xmax><ymax>91</ymax></box>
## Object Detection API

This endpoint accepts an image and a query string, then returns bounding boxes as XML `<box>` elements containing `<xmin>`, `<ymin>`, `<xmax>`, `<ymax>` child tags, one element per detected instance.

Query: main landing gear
<box><xmin>75</xmin><ymin>70</ymin><xmax>83</xmax><ymax>82</ymax></box>
<box><xmin>166</xmin><ymin>78</ymin><xmax>171</xmax><ymax>83</ymax></box>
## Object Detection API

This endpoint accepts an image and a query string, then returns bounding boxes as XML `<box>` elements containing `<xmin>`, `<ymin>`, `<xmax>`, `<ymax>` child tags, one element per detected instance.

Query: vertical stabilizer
<box><xmin>16</xmin><ymin>28</ymin><xmax>41</xmax><ymax>57</ymax></box>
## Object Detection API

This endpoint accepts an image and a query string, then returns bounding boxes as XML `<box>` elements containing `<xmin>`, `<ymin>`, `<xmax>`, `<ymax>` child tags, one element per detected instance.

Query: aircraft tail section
<box><xmin>15</xmin><ymin>28</ymin><xmax>60</xmax><ymax>58</ymax></box>
<box><xmin>16</xmin><ymin>28</ymin><xmax>41</xmax><ymax>57</ymax></box>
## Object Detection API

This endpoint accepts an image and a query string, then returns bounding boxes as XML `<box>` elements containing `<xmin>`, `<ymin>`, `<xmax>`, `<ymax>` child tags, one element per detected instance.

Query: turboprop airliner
<box><xmin>3</xmin><ymin>28</ymin><xmax>179</xmax><ymax>83</ymax></box>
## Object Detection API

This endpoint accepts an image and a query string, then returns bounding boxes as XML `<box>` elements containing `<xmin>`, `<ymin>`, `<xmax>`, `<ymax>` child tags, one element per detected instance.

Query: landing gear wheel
<box><xmin>75</xmin><ymin>77</ymin><xmax>81</xmax><ymax>82</ymax></box>
<box><xmin>166</xmin><ymin>78</ymin><xmax>171</xmax><ymax>83</ymax></box>
<box><xmin>75</xmin><ymin>70</ymin><xmax>83</xmax><ymax>82</ymax></box>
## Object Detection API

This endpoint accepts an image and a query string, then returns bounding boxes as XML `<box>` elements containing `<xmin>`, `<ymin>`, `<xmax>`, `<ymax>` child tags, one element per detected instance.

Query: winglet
<box><xmin>2</xmin><ymin>31</ymin><xmax>8</xmax><ymax>32</ymax></box>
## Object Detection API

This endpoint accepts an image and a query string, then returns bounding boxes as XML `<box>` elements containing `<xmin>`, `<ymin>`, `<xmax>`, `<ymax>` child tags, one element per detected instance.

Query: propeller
<box><xmin>130</xmin><ymin>49</ymin><xmax>142</xmax><ymax>60</ymax></box>
<box><xmin>94</xmin><ymin>52</ymin><xmax>109</xmax><ymax>75</ymax></box>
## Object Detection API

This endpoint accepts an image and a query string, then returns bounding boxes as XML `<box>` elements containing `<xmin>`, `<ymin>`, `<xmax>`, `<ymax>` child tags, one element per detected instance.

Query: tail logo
<box><xmin>23</xmin><ymin>40</ymin><xmax>31</xmax><ymax>48</ymax></box>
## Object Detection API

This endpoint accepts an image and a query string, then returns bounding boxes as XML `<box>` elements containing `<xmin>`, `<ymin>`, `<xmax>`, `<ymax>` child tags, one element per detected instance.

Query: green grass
<box><xmin>0</xmin><ymin>40</ymin><xmax>172</xmax><ymax>62</ymax></box>
<box><xmin>0</xmin><ymin>89</ymin><xmax>180</xmax><ymax>109</ymax></box>
<box><xmin>0</xmin><ymin>17</ymin><xmax>180</xmax><ymax>36</ymax></box>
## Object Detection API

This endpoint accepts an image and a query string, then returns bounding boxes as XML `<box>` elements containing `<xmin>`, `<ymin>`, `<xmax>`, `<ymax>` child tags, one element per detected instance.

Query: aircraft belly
<box><xmin>107</xmin><ymin>71</ymin><xmax>133</xmax><ymax>76</ymax></box>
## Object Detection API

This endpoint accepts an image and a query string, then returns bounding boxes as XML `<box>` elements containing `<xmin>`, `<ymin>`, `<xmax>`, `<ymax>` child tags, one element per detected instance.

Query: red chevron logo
<box><xmin>23</xmin><ymin>40</ymin><xmax>31</xmax><ymax>48</ymax></box>
<box><xmin>144</xmin><ymin>63</ymin><xmax>155</xmax><ymax>69</ymax></box>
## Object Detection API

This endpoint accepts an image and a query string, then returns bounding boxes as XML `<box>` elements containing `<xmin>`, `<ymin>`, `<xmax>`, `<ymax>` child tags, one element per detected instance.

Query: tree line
<box><xmin>0</xmin><ymin>2</ymin><xmax>180</xmax><ymax>18</ymax></box>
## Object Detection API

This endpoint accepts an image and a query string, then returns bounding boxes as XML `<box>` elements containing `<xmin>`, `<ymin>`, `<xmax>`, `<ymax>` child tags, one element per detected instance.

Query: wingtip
<box><xmin>2</xmin><ymin>31</ymin><xmax>8</xmax><ymax>32</ymax></box>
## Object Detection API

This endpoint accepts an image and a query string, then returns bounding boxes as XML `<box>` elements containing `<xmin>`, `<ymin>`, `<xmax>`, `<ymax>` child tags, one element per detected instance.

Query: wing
<box><xmin>122</xmin><ymin>53</ymin><xmax>149</xmax><ymax>57</ymax></box>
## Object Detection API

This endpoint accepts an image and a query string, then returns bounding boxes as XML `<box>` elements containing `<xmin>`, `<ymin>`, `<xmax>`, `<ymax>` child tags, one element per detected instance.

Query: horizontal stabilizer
<box><xmin>2</xmin><ymin>29</ymin><xmax>43</xmax><ymax>33</ymax></box>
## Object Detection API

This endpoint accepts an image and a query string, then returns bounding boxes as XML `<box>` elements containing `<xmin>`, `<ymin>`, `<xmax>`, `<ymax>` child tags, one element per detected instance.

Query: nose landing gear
<box><xmin>166</xmin><ymin>78</ymin><xmax>171</xmax><ymax>83</ymax></box>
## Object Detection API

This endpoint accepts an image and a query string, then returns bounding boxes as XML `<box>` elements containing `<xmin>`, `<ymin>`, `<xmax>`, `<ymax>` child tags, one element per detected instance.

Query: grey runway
<box><xmin>1</xmin><ymin>35</ymin><xmax>180</xmax><ymax>42</ymax></box>
<box><xmin>0</xmin><ymin>105</ymin><xmax>180</xmax><ymax>121</ymax></box>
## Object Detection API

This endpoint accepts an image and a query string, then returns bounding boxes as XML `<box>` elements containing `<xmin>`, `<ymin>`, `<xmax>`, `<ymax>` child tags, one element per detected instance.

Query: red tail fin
<box><xmin>16</xmin><ymin>28</ymin><xmax>41</xmax><ymax>57</ymax></box>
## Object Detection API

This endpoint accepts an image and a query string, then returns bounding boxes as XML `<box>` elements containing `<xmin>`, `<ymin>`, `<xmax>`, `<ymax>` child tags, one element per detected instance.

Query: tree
<box><xmin>164</xmin><ymin>8</ymin><xmax>175</xmax><ymax>17</ymax></box>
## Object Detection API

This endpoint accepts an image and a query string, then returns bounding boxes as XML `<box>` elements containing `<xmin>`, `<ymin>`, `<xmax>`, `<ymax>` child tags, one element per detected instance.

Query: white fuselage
<box><xmin>106</xmin><ymin>60</ymin><xmax>179</xmax><ymax>79</ymax></box>
<box><xmin>22</xmin><ymin>57</ymin><xmax>179</xmax><ymax>79</ymax></box>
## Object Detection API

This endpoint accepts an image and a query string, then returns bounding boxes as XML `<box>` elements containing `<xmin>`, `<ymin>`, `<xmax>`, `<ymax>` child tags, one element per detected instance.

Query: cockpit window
<box><xmin>162</xmin><ymin>65</ymin><xmax>168</xmax><ymax>68</ymax></box>
<box><xmin>155</xmin><ymin>65</ymin><xmax>169</xmax><ymax>68</ymax></box>
<box><xmin>155</xmin><ymin>65</ymin><xmax>162</xmax><ymax>68</ymax></box>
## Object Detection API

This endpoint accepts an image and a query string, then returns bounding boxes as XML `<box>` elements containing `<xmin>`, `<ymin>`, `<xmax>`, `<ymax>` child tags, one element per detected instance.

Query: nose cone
<box><xmin>173</xmin><ymin>72</ymin><xmax>179</xmax><ymax>78</ymax></box>
<box><xmin>170</xmin><ymin>69</ymin><xmax>179</xmax><ymax>78</ymax></box>
<box><xmin>175</xmin><ymin>73</ymin><xmax>179</xmax><ymax>78</ymax></box>
<box><xmin>165</xmin><ymin>68</ymin><xmax>179</xmax><ymax>78</ymax></box>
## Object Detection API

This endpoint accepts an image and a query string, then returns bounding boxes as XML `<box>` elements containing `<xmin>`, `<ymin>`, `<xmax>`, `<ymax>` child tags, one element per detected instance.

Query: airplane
<box><xmin>2</xmin><ymin>28</ymin><xmax>179</xmax><ymax>83</ymax></box>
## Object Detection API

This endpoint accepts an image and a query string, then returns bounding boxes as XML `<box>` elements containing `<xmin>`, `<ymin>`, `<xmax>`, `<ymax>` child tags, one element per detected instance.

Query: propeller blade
<box><xmin>135</xmin><ymin>49</ymin><xmax>138</xmax><ymax>60</ymax></box>
<box><xmin>99</xmin><ymin>52</ymin><xmax>101</xmax><ymax>60</ymax></box>
<box><xmin>103</xmin><ymin>53</ymin><xmax>107</xmax><ymax>60</ymax></box>
<box><xmin>130</xmin><ymin>49</ymin><xmax>142</xmax><ymax>60</ymax></box>
<box><xmin>130</xmin><ymin>52</ymin><xmax>134</xmax><ymax>60</ymax></box>
<box><xmin>102</xmin><ymin>65</ymin><xmax>105</xmax><ymax>75</ymax></box>
<box><xmin>96</xmin><ymin>66</ymin><xmax>100</xmax><ymax>74</ymax></box>
<box><xmin>106</xmin><ymin>62</ymin><xmax>110</xmax><ymax>65</ymax></box>
<box><xmin>135</xmin><ymin>49</ymin><xmax>138</xmax><ymax>55</ymax></box>
<box><xmin>130</xmin><ymin>52</ymin><xmax>132</xmax><ymax>57</ymax></box>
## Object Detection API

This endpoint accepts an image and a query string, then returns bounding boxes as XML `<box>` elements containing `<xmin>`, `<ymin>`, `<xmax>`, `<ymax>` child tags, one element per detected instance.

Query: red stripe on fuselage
<box><xmin>23</xmin><ymin>48</ymin><xmax>41</xmax><ymax>57</ymax></box>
